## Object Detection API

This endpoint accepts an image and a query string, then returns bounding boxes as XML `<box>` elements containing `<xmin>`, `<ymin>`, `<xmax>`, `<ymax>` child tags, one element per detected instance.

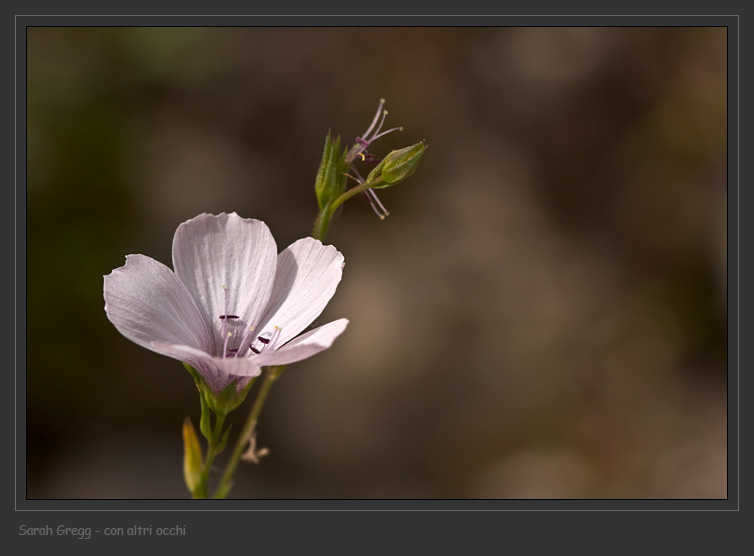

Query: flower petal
<box><xmin>251</xmin><ymin>318</ymin><xmax>349</xmax><ymax>367</ymax></box>
<box><xmin>257</xmin><ymin>238</ymin><xmax>345</xmax><ymax>346</ymax></box>
<box><xmin>104</xmin><ymin>254</ymin><xmax>213</xmax><ymax>356</ymax></box>
<box><xmin>172</xmin><ymin>213</ymin><xmax>278</xmax><ymax>355</ymax></box>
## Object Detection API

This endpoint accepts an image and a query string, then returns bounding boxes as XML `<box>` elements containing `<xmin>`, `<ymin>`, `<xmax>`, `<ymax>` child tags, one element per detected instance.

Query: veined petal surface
<box><xmin>257</xmin><ymin>238</ymin><xmax>344</xmax><ymax>346</ymax></box>
<box><xmin>172</xmin><ymin>213</ymin><xmax>278</xmax><ymax>355</ymax></box>
<box><xmin>104</xmin><ymin>254</ymin><xmax>213</xmax><ymax>356</ymax></box>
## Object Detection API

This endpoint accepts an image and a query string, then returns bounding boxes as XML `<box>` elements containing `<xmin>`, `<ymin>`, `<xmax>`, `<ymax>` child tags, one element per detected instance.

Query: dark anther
<box><xmin>250</xmin><ymin>346</ymin><xmax>261</xmax><ymax>354</ymax></box>
<box><xmin>258</xmin><ymin>336</ymin><xmax>271</xmax><ymax>344</ymax></box>
<box><xmin>219</xmin><ymin>315</ymin><xmax>239</xmax><ymax>320</ymax></box>
<box><xmin>226</xmin><ymin>348</ymin><xmax>239</xmax><ymax>356</ymax></box>
<box><xmin>363</xmin><ymin>154</ymin><xmax>382</xmax><ymax>164</ymax></box>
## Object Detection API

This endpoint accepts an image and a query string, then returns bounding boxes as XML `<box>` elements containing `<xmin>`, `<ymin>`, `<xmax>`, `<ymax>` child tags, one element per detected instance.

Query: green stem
<box><xmin>312</xmin><ymin>178</ymin><xmax>381</xmax><ymax>242</ymax></box>
<box><xmin>212</xmin><ymin>366</ymin><xmax>284</xmax><ymax>499</ymax></box>
<box><xmin>193</xmin><ymin>412</ymin><xmax>226</xmax><ymax>499</ymax></box>
<box><xmin>330</xmin><ymin>179</ymin><xmax>381</xmax><ymax>214</ymax></box>
<box><xmin>312</xmin><ymin>204</ymin><xmax>334</xmax><ymax>242</ymax></box>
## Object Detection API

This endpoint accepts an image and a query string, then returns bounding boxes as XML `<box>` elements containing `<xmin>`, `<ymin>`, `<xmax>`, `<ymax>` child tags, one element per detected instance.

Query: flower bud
<box><xmin>182</xmin><ymin>417</ymin><xmax>203</xmax><ymax>495</ymax></box>
<box><xmin>314</xmin><ymin>131</ymin><xmax>348</xmax><ymax>210</ymax></box>
<box><xmin>367</xmin><ymin>142</ymin><xmax>426</xmax><ymax>189</ymax></box>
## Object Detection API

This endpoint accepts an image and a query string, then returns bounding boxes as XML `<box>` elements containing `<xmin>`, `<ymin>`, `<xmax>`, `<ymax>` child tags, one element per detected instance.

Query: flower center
<box><xmin>249</xmin><ymin>326</ymin><xmax>282</xmax><ymax>355</ymax></box>
<box><xmin>346</xmin><ymin>98</ymin><xmax>403</xmax><ymax>165</ymax></box>
<box><xmin>218</xmin><ymin>285</ymin><xmax>282</xmax><ymax>358</ymax></box>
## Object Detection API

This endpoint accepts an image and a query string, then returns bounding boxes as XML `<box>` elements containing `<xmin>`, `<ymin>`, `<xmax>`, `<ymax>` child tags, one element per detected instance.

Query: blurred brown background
<box><xmin>26</xmin><ymin>27</ymin><xmax>727</xmax><ymax>499</ymax></box>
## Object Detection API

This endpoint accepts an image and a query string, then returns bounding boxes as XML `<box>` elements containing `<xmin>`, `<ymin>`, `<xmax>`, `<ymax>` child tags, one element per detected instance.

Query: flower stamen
<box><xmin>363</xmin><ymin>153</ymin><xmax>382</xmax><ymax>164</ymax></box>
<box><xmin>371</xmin><ymin>109</ymin><xmax>389</xmax><ymax>140</ymax></box>
<box><xmin>270</xmin><ymin>325</ymin><xmax>282</xmax><ymax>348</ymax></box>
<box><xmin>250</xmin><ymin>332</ymin><xmax>271</xmax><ymax>355</ymax></box>
<box><xmin>236</xmin><ymin>325</ymin><xmax>256</xmax><ymax>357</ymax></box>
<box><xmin>249</xmin><ymin>326</ymin><xmax>283</xmax><ymax>356</ymax></box>
<box><xmin>351</xmin><ymin>166</ymin><xmax>389</xmax><ymax>220</ymax></box>
<box><xmin>364</xmin><ymin>188</ymin><xmax>389</xmax><ymax>220</ymax></box>
<box><xmin>346</xmin><ymin>99</ymin><xmax>402</xmax><ymax>165</ymax></box>
<box><xmin>369</xmin><ymin>125</ymin><xmax>403</xmax><ymax>143</ymax></box>
<box><xmin>222</xmin><ymin>331</ymin><xmax>232</xmax><ymax>359</ymax></box>
<box><xmin>361</xmin><ymin>97</ymin><xmax>386</xmax><ymax>139</ymax></box>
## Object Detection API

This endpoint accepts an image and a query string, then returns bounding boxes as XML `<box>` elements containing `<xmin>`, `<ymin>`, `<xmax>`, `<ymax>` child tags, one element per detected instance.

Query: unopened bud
<box><xmin>367</xmin><ymin>141</ymin><xmax>426</xmax><ymax>189</ymax></box>
<box><xmin>182</xmin><ymin>417</ymin><xmax>203</xmax><ymax>495</ymax></box>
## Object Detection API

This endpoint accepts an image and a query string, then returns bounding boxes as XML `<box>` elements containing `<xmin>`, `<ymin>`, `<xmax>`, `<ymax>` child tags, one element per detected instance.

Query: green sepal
<box><xmin>183</xmin><ymin>363</ymin><xmax>213</xmax><ymax>440</ymax></box>
<box><xmin>315</xmin><ymin>131</ymin><xmax>348</xmax><ymax>211</ymax></box>
<box><xmin>370</xmin><ymin>142</ymin><xmax>426</xmax><ymax>189</ymax></box>
<box><xmin>205</xmin><ymin>376</ymin><xmax>257</xmax><ymax>417</ymax></box>
<box><xmin>183</xmin><ymin>362</ymin><xmax>257</xmax><ymax>417</ymax></box>
<box><xmin>314</xmin><ymin>131</ymin><xmax>333</xmax><ymax>210</ymax></box>
<box><xmin>365</xmin><ymin>157</ymin><xmax>388</xmax><ymax>186</ymax></box>
<box><xmin>183</xmin><ymin>361</ymin><xmax>203</xmax><ymax>384</ymax></box>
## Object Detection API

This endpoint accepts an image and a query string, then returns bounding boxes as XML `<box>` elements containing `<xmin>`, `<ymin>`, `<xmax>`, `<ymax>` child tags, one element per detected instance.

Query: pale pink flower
<box><xmin>104</xmin><ymin>213</ymin><xmax>348</xmax><ymax>393</ymax></box>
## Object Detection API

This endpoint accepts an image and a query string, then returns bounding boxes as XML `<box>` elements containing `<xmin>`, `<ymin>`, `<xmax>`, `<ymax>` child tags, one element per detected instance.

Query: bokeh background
<box><xmin>26</xmin><ymin>26</ymin><xmax>728</xmax><ymax>499</ymax></box>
